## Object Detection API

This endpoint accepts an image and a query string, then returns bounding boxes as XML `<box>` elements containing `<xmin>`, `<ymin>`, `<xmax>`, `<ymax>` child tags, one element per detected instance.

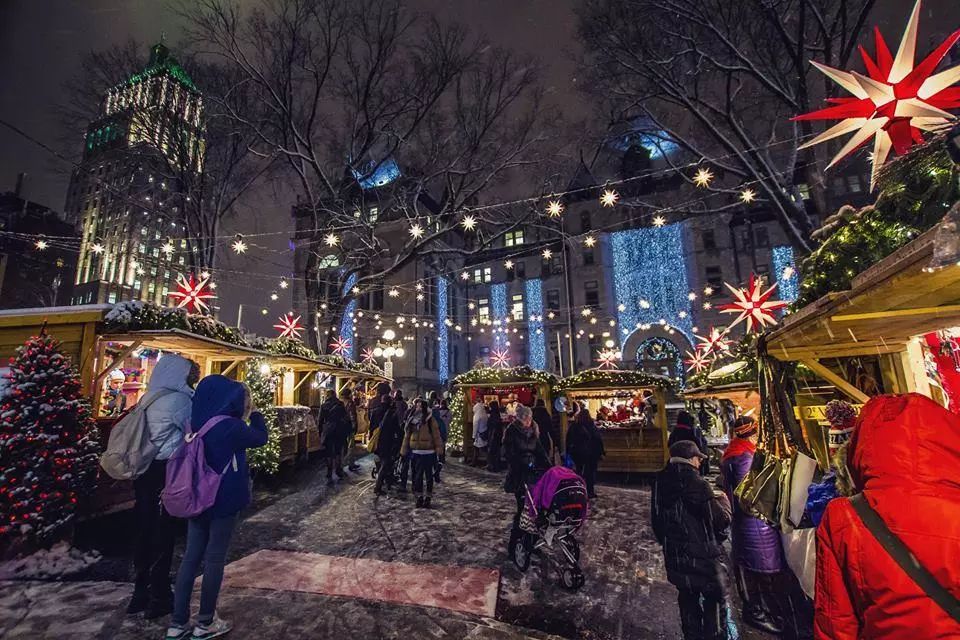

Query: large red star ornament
<box><xmin>490</xmin><ymin>348</ymin><xmax>511</xmax><ymax>368</ymax></box>
<box><xmin>719</xmin><ymin>275</ymin><xmax>788</xmax><ymax>332</ymax></box>
<box><xmin>273</xmin><ymin>313</ymin><xmax>304</xmax><ymax>340</ymax></box>
<box><xmin>793</xmin><ymin>0</ymin><xmax>960</xmax><ymax>190</ymax></box>
<box><xmin>695</xmin><ymin>327</ymin><xmax>732</xmax><ymax>357</ymax></box>
<box><xmin>685</xmin><ymin>348</ymin><xmax>712</xmax><ymax>374</ymax></box>
<box><xmin>361</xmin><ymin>347</ymin><xmax>377</xmax><ymax>364</ymax></box>
<box><xmin>169</xmin><ymin>273</ymin><xmax>216</xmax><ymax>314</ymax></box>
<box><xmin>329</xmin><ymin>336</ymin><xmax>352</xmax><ymax>357</ymax></box>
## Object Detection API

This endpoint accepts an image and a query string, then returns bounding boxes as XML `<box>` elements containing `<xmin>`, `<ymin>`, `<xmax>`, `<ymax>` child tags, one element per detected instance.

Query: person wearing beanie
<box><xmin>669</xmin><ymin>410</ymin><xmax>710</xmax><ymax>475</ymax></box>
<box><xmin>652</xmin><ymin>440</ymin><xmax>732</xmax><ymax>640</ymax></box>
<box><xmin>720</xmin><ymin>416</ymin><xmax>810</xmax><ymax>638</ymax></box>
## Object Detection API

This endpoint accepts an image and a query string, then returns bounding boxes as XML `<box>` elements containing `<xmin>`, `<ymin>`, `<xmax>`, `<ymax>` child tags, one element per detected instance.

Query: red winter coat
<box><xmin>814</xmin><ymin>394</ymin><xmax>960</xmax><ymax>639</ymax></box>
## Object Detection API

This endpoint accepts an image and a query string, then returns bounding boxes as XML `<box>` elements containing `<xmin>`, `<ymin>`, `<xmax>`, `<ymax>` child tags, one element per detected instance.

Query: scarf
<box><xmin>721</xmin><ymin>437</ymin><xmax>756</xmax><ymax>462</ymax></box>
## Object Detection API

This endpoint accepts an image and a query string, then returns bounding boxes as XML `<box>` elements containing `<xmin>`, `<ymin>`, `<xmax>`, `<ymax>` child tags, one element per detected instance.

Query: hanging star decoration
<box><xmin>161</xmin><ymin>240</ymin><xmax>175</xmax><ymax>257</ymax></box>
<box><xmin>695</xmin><ymin>327</ymin><xmax>732</xmax><ymax>357</ymax></box>
<box><xmin>685</xmin><ymin>348</ymin><xmax>712</xmax><ymax>373</ymax></box>
<box><xmin>361</xmin><ymin>347</ymin><xmax>377</xmax><ymax>364</ymax></box>
<box><xmin>598</xmin><ymin>348</ymin><xmax>621</xmax><ymax>369</ymax></box>
<box><xmin>231</xmin><ymin>234</ymin><xmax>247</xmax><ymax>254</ymax></box>
<box><xmin>740</xmin><ymin>188</ymin><xmax>756</xmax><ymax>204</ymax></box>
<box><xmin>652</xmin><ymin>215</ymin><xmax>667</xmax><ymax>227</ymax></box>
<box><xmin>546</xmin><ymin>200</ymin><xmax>564</xmax><ymax>217</ymax></box>
<box><xmin>324</xmin><ymin>233</ymin><xmax>339</xmax><ymax>247</ymax></box>
<box><xmin>793</xmin><ymin>0</ymin><xmax>960</xmax><ymax>190</ymax></box>
<box><xmin>718</xmin><ymin>274</ymin><xmax>789</xmax><ymax>332</ymax></box>
<box><xmin>273</xmin><ymin>312</ymin><xmax>304</xmax><ymax>340</ymax></box>
<box><xmin>169</xmin><ymin>273</ymin><xmax>216</xmax><ymax>314</ymax></box>
<box><xmin>490</xmin><ymin>348</ymin><xmax>511</xmax><ymax>368</ymax></box>
<box><xmin>409</xmin><ymin>224</ymin><xmax>424</xmax><ymax>239</ymax></box>
<box><xmin>693</xmin><ymin>167</ymin><xmax>714</xmax><ymax>187</ymax></box>
<box><xmin>461</xmin><ymin>215</ymin><xmax>477</xmax><ymax>231</ymax></box>
<box><xmin>329</xmin><ymin>336</ymin><xmax>352</xmax><ymax>356</ymax></box>
<box><xmin>91</xmin><ymin>242</ymin><xmax>105</xmax><ymax>255</ymax></box>
<box><xmin>600</xmin><ymin>189</ymin><xmax>619</xmax><ymax>208</ymax></box>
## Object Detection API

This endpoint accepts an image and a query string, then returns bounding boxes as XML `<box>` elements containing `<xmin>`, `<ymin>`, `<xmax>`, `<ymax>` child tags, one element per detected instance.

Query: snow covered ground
<box><xmin>0</xmin><ymin>457</ymin><xmax>769</xmax><ymax>639</ymax></box>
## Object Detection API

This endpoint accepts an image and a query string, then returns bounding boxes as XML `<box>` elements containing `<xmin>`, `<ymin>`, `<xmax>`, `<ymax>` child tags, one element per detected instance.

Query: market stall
<box><xmin>555</xmin><ymin>369</ymin><xmax>673</xmax><ymax>473</ymax></box>
<box><xmin>766</xmin><ymin>225</ymin><xmax>960</xmax><ymax>466</ymax></box>
<box><xmin>449</xmin><ymin>366</ymin><xmax>557</xmax><ymax>458</ymax></box>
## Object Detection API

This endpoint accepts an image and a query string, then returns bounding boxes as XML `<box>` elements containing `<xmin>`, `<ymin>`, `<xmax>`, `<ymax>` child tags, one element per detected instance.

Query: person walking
<box><xmin>165</xmin><ymin>377</ymin><xmax>268</xmax><ymax>640</ymax></box>
<box><xmin>470</xmin><ymin>399</ymin><xmax>489</xmax><ymax>467</ymax></box>
<box><xmin>373</xmin><ymin>395</ymin><xmax>403</xmax><ymax>495</ymax></box>
<box><xmin>503</xmin><ymin>404</ymin><xmax>550</xmax><ymax>559</ymax></box>
<box><xmin>652</xmin><ymin>440</ymin><xmax>732</xmax><ymax>640</ymax></box>
<box><xmin>319</xmin><ymin>390</ymin><xmax>351</xmax><ymax>486</ymax></box>
<box><xmin>485</xmin><ymin>401</ymin><xmax>505</xmax><ymax>472</ymax></box>
<box><xmin>393</xmin><ymin>389</ymin><xmax>412</xmax><ymax>491</ymax></box>
<box><xmin>566</xmin><ymin>403</ymin><xmax>605</xmax><ymax>499</ymax></box>
<box><xmin>815</xmin><ymin>393</ymin><xmax>960</xmax><ymax>639</ymax></box>
<box><xmin>720</xmin><ymin>416</ymin><xmax>790</xmax><ymax>635</ymax></box>
<box><xmin>342</xmin><ymin>389</ymin><xmax>361</xmax><ymax>473</ymax></box>
<box><xmin>531</xmin><ymin>398</ymin><xmax>555</xmax><ymax>464</ymax></box>
<box><xmin>400</xmin><ymin>398</ymin><xmax>444</xmax><ymax>508</ymax></box>
<box><xmin>127</xmin><ymin>355</ymin><xmax>200</xmax><ymax>619</ymax></box>
<box><xmin>669</xmin><ymin>410</ymin><xmax>710</xmax><ymax>475</ymax></box>
<box><xmin>429</xmin><ymin>392</ymin><xmax>450</xmax><ymax>483</ymax></box>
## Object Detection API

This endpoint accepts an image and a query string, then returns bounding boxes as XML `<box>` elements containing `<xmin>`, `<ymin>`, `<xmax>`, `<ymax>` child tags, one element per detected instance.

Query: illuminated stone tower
<box><xmin>67</xmin><ymin>42</ymin><xmax>204</xmax><ymax>305</ymax></box>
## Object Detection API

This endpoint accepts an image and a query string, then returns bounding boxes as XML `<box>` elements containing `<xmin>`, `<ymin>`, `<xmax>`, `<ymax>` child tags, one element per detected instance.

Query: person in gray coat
<box><xmin>128</xmin><ymin>353</ymin><xmax>200</xmax><ymax>619</ymax></box>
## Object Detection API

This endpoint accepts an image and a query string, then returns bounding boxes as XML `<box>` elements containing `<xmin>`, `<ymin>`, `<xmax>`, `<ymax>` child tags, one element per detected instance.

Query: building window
<box><xmin>368</xmin><ymin>207</ymin><xmax>379</xmax><ymax>222</ymax></box>
<box><xmin>580</xmin><ymin>211</ymin><xmax>592</xmax><ymax>232</ymax></box>
<box><xmin>832</xmin><ymin>176</ymin><xmax>845</xmax><ymax>193</ymax></box>
<box><xmin>702</xmin><ymin>230</ymin><xmax>717</xmax><ymax>250</ymax></box>
<box><xmin>846</xmin><ymin>175</ymin><xmax>862</xmax><ymax>193</ymax></box>
<box><xmin>505</xmin><ymin>229</ymin><xmax>524</xmax><ymax>247</ymax></box>
<box><xmin>583</xmin><ymin>247</ymin><xmax>596</xmax><ymax>266</ymax></box>
<box><xmin>318</xmin><ymin>254</ymin><xmax>339</xmax><ymax>269</ymax></box>
<box><xmin>108</xmin><ymin>291</ymin><xmax>117</xmax><ymax>303</ymax></box>
<box><xmin>797</xmin><ymin>183</ymin><xmax>811</xmax><ymax>200</ymax></box>
<box><xmin>515</xmin><ymin>261</ymin><xmax>526</xmax><ymax>279</ymax></box>
<box><xmin>512</xmin><ymin>293</ymin><xmax>524</xmax><ymax>321</ymax></box>
<box><xmin>478</xmin><ymin>298</ymin><xmax>490</xmax><ymax>322</ymax></box>
<box><xmin>754</xmin><ymin>225</ymin><xmax>770</xmax><ymax>248</ymax></box>
<box><xmin>705</xmin><ymin>265</ymin><xmax>723</xmax><ymax>289</ymax></box>
<box><xmin>372</xmin><ymin>287</ymin><xmax>384</xmax><ymax>310</ymax></box>
<box><xmin>473</xmin><ymin>267</ymin><xmax>492</xmax><ymax>284</ymax></box>
<box><xmin>585</xmin><ymin>281</ymin><xmax>599</xmax><ymax>307</ymax></box>
<box><xmin>546</xmin><ymin>289</ymin><xmax>561</xmax><ymax>311</ymax></box>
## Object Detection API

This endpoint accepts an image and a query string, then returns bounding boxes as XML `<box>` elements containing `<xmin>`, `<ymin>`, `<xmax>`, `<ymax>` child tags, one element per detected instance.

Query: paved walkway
<box><xmin>0</xmin><ymin>458</ymin><xmax>766</xmax><ymax>639</ymax></box>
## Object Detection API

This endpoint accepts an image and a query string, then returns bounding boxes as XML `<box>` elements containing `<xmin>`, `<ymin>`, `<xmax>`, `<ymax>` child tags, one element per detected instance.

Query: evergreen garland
<box><xmin>253</xmin><ymin>336</ymin><xmax>318</xmax><ymax>360</ymax></box>
<box><xmin>103</xmin><ymin>301</ymin><xmax>248</xmax><ymax>347</ymax></box>
<box><xmin>0</xmin><ymin>329</ymin><xmax>100</xmax><ymax>548</ymax></box>
<box><xmin>244</xmin><ymin>358</ymin><xmax>281</xmax><ymax>475</ymax></box>
<box><xmin>556</xmin><ymin>367</ymin><xmax>674</xmax><ymax>392</ymax></box>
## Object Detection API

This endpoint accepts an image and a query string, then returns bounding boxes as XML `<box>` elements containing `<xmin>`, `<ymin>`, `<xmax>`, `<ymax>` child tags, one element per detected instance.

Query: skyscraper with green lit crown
<box><xmin>67</xmin><ymin>41</ymin><xmax>205</xmax><ymax>306</ymax></box>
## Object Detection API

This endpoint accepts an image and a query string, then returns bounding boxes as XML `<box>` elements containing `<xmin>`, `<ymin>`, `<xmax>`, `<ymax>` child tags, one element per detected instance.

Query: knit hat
<box><xmin>733</xmin><ymin>415</ymin><xmax>758</xmax><ymax>438</ymax></box>
<box><xmin>108</xmin><ymin>369</ymin><xmax>126</xmax><ymax>382</ymax></box>
<box><xmin>670</xmin><ymin>440</ymin><xmax>707</xmax><ymax>460</ymax></box>
<box><xmin>676</xmin><ymin>410</ymin><xmax>695</xmax><ymax>428</ymax></box>
<box><xmin>825</xmin><ymin>399</ymin><xmax>857</xmax><ymax>454</ymax></box>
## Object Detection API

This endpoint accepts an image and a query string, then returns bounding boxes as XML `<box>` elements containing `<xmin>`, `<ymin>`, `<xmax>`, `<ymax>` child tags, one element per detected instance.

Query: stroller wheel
<box><xmin>559</xmin><ymin>567</ymin><xmax>585</xmax><ymax>590</ymax></box>
<box><xmin>513</xmin><ymin>536</ymin><xmax>532</xmax><ymax>572</ymax></box>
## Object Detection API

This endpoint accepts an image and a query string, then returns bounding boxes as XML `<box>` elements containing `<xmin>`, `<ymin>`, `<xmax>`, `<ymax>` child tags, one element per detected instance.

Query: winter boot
<box><xmin>145</xmin><ymin>591</ymin><xmax>174</xmax><ymax>620</ymax></box>
<box><xmin>416</xmin><ymin>496</ymin><xmax>425</xmax><ymax>508</ymax></box>
<box><xmin>423</xmin><ymin>495</ymin><xmax>432</xmax><ymax>509</ymax></box>
<box><xmin>125</xmin><ymin>587</ymin><xmax>149</xmax><ymax>615</ymax></box>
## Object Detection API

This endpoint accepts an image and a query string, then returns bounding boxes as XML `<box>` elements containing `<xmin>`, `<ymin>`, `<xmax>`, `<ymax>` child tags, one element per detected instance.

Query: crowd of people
<box><xmin>652</xmin><ymin>397</ymin><xmax>960</xmax><ymax>640</ymax></box>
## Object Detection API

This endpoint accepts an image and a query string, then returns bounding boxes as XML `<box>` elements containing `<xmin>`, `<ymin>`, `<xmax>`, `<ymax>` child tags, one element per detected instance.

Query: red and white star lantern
<box><xmin>329</xmin><ymin>336</ymin><xmax>352</xmax><ymax>357</ymax></box>
<box><xmin>793</xmin><ymin>0</ymin><xmax>960</xmax><ymax>190</ymax></box>
<box><xmin>685</xmin><ymin>349</ymin><xmax>712</xmax><ymax>374</ymax></box>
<box><xmin>273</xmin><ymin>313</ymin><xmax>304</xmax><ymax>340</ymax></box>
<box><xmin>695</xmin><ymin>327</ymin><xmax>732</xmax><ymax>357</ymax></box>
<box><xmin>490</xmin><ymin>348</ymin><xmax>511</xmax><ymax>368</ymax></box>
<box><xmin>169</xmin><ymin>273</ymin><xmax>216</xmax><ymax>314</ymax></box>
<box><xmin>718</xmin><ymin>274</ymin><xmax>788</xmax><ymax>332</ymax></box>
<box><xmin>361</xmin><ymin>347</ymin><xmax>377</xmax><ymax>364</ymax></box>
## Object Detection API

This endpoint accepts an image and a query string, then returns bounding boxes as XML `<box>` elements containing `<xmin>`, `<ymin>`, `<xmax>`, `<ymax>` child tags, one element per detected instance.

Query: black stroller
<box><xmin>513</xmin><ymin>466</ymin><xmax>589</xmax><ymax>590</ymax></box>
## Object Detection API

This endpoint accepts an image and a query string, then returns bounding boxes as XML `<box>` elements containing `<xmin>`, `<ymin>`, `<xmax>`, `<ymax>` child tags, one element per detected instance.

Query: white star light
<box><xmin>162</xmin><ymin>241</ymin><xmax>175</xmax><ymax>256</ymax></box>
<box><xmin>461</xmin><ymin>215</ymin><xmax>477</xmax><ymax>231</ymax></box>
<box><xmin>542</xmin><ymin>249</ymin><xmax>553</xmax><ymax>259</ymax></box>
<box><xmin>352</xmin><ymin>286</ymin><xmax>360</xmax><ymax>295</ymax></box>
<box><xmin>740</xmin><ymin>188</ymin><xmax>757</xmax><ymax>203</ymax></box>
<box><xmin>415</xmin><ymin>282</ymin><xmax>424</xmax><ymax>291</ymax></box>
<box><xmin>409</xmin><ymin>224</ymin><xmax>424</xmax><ymax>239</ymax></box>
<box><xmin>584</xmin><ymin>235</ymin><xmax>596</xmax><ymax>247</ymax></box>
<box><xmin>91</xmin><ymin>242</ymin><xmax>105</xmax><ymax>255</ymax></box>
<box><xmin>388</xmin><ymin>288</ymin><xmax>400</xmax><ymax>298</ymax></box>
<box><xmin>324</xmin><ymin>233</ymin><xmax>339</xmax><ymax>247</ymax></box>
<box><xmin>232</xmin><ymin>235</ymin><xmax>247</xmax><ymax>254</ymax></box>
<box><xmin>460</xmin><ymin>272</ymin><xmax>470</xmax><ymax>281</ymax></box>
<box><xmin>546</xmin><ymin>200</ymin><xmax>564</xmax><ymax>217</ymax></box>
<box><xmin>600</xmin><ymin>189</ymin><xmax>619</xmax><ymax>207</ymax></box>
<box><xmin>34</xmin><ymin>239</ymin><xmax>48</xmax><ymax>250</ymax></box>
<box><xmin>504</xmin><ymin>260</ymin><xmax>514</xmax><ymax>270</ymax></box>
<box><xmin>278</xmin><ymin>279</ymin><xmax>288</xmax><ymax>289</ymax></box>
<box><xmin>652</xmin><ymin>215</ymin><xmax>666</xmax><ymax>227</ymax></box>
<box><xmin>693</xmin><ymin>167</ymin><xmax>714</xmax><ymax>188</ymax></box>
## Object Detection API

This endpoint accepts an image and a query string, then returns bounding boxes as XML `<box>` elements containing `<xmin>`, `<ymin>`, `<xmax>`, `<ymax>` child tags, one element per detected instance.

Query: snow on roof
<box><xmin>0</xmin><ymin>304</ymin><xmax>113</xmax><ymax>318</ymax></box>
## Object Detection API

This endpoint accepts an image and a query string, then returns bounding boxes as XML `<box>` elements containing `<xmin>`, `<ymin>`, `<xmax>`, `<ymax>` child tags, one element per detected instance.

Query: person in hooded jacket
<box><xmin>128</xmin><ymin>354</ymin><xmax>200</xmax><ymax>619</ymax></box>
<box><xmin>318</xmin><ymin>389</ymin><xmax>351</xmax><ymax>486</ymax></box>
<box><xmin>815</xmin><ymin>393</ymin><xmax>960</xmax><ymax>640</ymax></box>
<box><xmin>532</xmin><ymin>398</ymin><xmax>555</xmax><ymax>464</ymax></box>
<box><xmin>720</xmin><ymin>416</ymin><xmax>792</xmax><ymax>636</ymax></box>
<box><xmin>565</xmin><ymin>403</ymin><xmax>605</xmax><ymax>498</ymax></box>
<box><xmin>373</xmin><ymin>395</ymin><xmax>404</xmax><ymax>495</ymax></box>
<box><xmin>670</xmin><ymin>410</ymin><xmax>710</xmax><ymax>476</ymax></box>
<box><xmin>166</xmin><ymin>376</ymin><xmax>268</xmax><ymax>640</ymax></box>
<box><xmin>485</xmin><ymin>401</ymin><xmax>505</xmax><ymax>472</ymax></box>
<box><xmin>652</xmin><ymin>440</ymin><xmax>732</xmax><ymax>640</ymax></box>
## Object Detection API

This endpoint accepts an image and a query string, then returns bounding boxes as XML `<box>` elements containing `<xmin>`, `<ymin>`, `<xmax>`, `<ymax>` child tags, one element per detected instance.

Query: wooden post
<box><xmin>902</xmin><ymin>339</ymin><xmax>933</xmax><ymax>398</ymax></box>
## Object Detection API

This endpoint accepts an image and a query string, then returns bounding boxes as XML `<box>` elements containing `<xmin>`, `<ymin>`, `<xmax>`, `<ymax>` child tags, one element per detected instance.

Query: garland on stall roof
<box><xmin>316</xmin><ymin>354</ymin><xmax>385</xmax><ymax>377</ymax></box>
<box><xmin>103</xmin><ymin>301</ymin><xmax>249</xmax><ymax>347</ymax></box>
<box><xmin>252</xmin><ymin>336</ymin><xmax>318</xmax><ymax>360</ymax></box>
<box><xmin>555</xmin><ymin>367</ymin><xmax>674</xmax><ymax>393</ymax></box>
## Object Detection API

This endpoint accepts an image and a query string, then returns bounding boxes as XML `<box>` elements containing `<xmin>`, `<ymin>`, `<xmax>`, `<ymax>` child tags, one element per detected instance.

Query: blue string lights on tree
<box><xmin>437</xmin><ymin>276</ymin><xmax>449</xmax><ymax>383</ymax></box>
<box><xmin>338</xmin><ymin>272</ymin><xmax>358</xmax><ymax>360</ymax></box>
<box><xmin>491</xmin><ymin>282</ymin><xmax>507</xmax><ymax>349</ymax></box>
<box><xmin>610</xmin><ymin>223</ymin><xmax>695</xmax><ymax>345</ymax></box>
<box><xmin>771</xmin><ymin>245</ymin><xmax>799</xmax><ymax>303</ymax></box>
<box><xmin>525</xmin><ymin>278</ymin><xmax>546</xmax><ymax>370</ymax></box>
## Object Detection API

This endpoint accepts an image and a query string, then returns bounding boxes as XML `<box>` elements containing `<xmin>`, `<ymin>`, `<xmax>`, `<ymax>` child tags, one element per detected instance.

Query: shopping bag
<box><xmin>366</xmin><ymin>427</ymin><xmax>381</xmax><ymax>453</ymax></box>
<box><xmin>781</xmin><ymin>528</ymin><xmax>817</xmax><ymax>600</ymax></box>
<box><xmin>786</xmin><ymin>451</ymin><xmax>818</xmax><ymax>529</ymax></box>
<box><xmin>735</xmin><ymin>449</ymin><xmax>786</xmax><ymax>527</ymax></box>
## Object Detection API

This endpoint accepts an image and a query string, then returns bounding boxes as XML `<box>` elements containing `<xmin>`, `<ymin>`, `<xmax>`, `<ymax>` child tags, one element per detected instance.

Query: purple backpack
<box><xmin>162</xmin><ymin>415</ymin><xmax>235</xmax><ymax>518</ymax></box>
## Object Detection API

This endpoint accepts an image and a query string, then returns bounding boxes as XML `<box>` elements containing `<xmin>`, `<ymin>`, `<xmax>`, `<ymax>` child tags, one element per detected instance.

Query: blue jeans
<box><xmin>172</xmin><ymin>513</ymin><xmax>237</xmax><ymax>627</ymax></box>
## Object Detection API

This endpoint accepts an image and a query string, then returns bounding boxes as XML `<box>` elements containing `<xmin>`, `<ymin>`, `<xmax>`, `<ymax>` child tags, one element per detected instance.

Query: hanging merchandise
<box><xmin>924</xmin><ymin>331</ymin><xmax>960</xmax><ymax>413</ymax></box>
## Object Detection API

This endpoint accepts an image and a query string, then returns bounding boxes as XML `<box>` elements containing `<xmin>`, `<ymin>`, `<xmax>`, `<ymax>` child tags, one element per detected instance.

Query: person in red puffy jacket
<box><xmin>815</xmin><ymin>393</ymin><xmax>960</xmax><ymax>639</ymax></box>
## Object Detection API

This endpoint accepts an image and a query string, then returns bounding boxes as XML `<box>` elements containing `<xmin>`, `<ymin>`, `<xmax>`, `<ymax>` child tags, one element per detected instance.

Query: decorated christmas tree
<box><xmin>244</xmin><ymin>358</ymin><xmax>280</xmax><ymax>475</ymax></box>
<box><xmin>0</xmin><ymin>329</ymin><xmax>100</xmax><ymax>547</ymax></box>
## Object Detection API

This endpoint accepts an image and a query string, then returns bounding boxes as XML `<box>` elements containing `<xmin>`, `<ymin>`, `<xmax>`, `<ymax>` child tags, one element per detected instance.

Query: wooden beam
<box><xmin>832</xmin><ymin>304</ymin><xmax>960</xmax><ymax>323</ymax></box>
<box><xmin>292</xmin><ymin>372</ymin><xmax>313</xmax><ymax>393</ymax></box>
<box><xmin>220</xmin><ymin>359</ymin><xmax>242</xmax><ymax>378</ymax></box>
<box><xmin>800</xmin><ymin>359</ymin><xmax>870</xmax><ymax>404</ymax></box>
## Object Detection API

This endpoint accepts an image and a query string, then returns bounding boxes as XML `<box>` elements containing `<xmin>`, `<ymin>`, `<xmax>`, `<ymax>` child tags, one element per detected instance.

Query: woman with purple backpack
<box><xmin>165</xmin><ymin>376</ymin><xmax>268</xmax><ymax>640</ymax></box>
